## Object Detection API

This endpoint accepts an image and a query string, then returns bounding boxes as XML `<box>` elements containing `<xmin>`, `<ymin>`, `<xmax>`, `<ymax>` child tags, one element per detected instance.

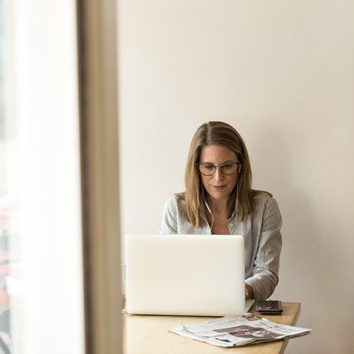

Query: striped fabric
<box><xmin>160</xmin><ymin>192</ymin><xmax>282</xmax><ymax>300</ymax></box>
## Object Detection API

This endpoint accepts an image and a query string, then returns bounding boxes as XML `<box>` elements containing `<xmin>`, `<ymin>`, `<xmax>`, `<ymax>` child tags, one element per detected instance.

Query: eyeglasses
<box><xmin>198</xmin><ymin>161</ymin><xmax>240</xmax><ymax>176</ymax></box>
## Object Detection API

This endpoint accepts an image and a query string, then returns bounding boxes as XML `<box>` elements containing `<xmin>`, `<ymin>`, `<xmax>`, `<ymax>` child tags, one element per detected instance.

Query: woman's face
<box><xmin>199</xmin><ymin>144</ymin><xmax>239</xmax><ymax>203</ymax></box>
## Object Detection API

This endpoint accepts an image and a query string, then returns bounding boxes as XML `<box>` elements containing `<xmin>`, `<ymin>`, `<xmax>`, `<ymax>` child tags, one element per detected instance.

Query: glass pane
<box><xmin>0</xmin><ymin>1</ymin><xmax>21</xmax><ymax>353</ymax></box>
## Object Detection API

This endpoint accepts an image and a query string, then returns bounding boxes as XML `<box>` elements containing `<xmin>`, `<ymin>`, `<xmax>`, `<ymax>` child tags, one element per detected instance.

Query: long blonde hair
<box><xmin>180</xmin><ymin>121</ymin><xmax>255</xmax><ymax>228</ymax></box>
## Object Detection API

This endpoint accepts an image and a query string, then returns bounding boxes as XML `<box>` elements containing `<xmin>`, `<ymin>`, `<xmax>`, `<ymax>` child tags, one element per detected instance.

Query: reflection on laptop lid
<box><xmin>125</xmin><ymin>234</ymin><xmax>245</xmax><ymax>316</ymax></box>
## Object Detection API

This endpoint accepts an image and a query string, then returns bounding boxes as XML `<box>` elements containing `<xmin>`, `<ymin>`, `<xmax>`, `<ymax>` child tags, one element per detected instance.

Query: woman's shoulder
<box><xmin>250</xmin><ymin>190</ymin><xmax>281</xmax><ymax>220</ymax></box>
<box><xmin>163</xmin><ymin>193</ymin><xmax>185</xmax><ymax>210</ymax></box>
<box><xmin>250</xmin><ymin>189</ymin><xmax>278</xmax><ymax>207</ymax></box>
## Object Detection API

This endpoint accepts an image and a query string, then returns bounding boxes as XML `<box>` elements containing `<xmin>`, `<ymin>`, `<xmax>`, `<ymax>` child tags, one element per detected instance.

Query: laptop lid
<box><xmin>125</xmin><ymin>234</ymin><xmax>245</xmax><ymax>316</ymax></box>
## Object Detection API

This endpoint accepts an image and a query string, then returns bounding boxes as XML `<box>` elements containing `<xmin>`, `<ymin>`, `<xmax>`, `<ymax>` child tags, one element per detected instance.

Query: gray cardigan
<box><xmin>160</xmin><ymin>193</ymin><xmax>282</xmax><ymax>300</ymax></box>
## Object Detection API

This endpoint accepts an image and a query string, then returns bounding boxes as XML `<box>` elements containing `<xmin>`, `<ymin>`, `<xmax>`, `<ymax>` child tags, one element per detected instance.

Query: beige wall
<box><xmin>118</xmin><ymin>1</ymin><xmax>354</xmax><ymax>353</ymax></box>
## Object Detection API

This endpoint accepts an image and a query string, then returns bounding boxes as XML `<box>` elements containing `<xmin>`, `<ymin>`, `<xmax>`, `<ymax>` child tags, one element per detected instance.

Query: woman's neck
<box><xmin>204</xmin><ymin>196</ymin><xmax>230</xmax><ymax>234</ymax></box>
<box><xmin>205</xmin><ymin>196</ymin><xmax>229</xmax><ymax>216</ymax></box>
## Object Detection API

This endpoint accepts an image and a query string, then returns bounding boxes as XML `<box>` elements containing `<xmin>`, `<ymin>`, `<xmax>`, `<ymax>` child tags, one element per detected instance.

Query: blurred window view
<box><xmin>0</xmin><ymin>1</ymin><xmax>21</xmax><ymax>353</ymax></box>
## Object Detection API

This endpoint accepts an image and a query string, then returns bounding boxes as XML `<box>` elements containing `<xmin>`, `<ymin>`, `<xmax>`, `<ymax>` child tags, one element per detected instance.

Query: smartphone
<box><xmin>256</xmin><ymin>300</ymin><xmax>283</xmax><ymax>314</ymax></box>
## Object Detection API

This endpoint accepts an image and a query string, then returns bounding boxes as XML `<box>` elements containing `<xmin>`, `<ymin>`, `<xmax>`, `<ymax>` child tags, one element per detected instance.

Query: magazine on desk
<box><xmin>170</xmin><ymin>313</ymin><xmax>311</xmax><ymax>348</ymax></box>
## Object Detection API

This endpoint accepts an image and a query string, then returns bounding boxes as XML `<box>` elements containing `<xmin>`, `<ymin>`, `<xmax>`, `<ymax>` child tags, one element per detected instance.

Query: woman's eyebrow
<box><xmin>199</xmin><ymin>160</ymin><xmax>237</xmax><ymax>165</ymax></box>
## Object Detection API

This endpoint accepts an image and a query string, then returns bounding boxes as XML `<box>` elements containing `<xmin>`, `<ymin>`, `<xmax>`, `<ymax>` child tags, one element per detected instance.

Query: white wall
<box><xmin>118</xmin><ymin>1</ymin><xmax>354</xmax><ymax>353</ymax></box>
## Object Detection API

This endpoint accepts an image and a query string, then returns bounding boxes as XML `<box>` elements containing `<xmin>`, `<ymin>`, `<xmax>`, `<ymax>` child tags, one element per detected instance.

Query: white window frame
<box><xmin>11</xmin><ymin>0</ymin><xmax>122</xmax><ymax>353</ymax></box>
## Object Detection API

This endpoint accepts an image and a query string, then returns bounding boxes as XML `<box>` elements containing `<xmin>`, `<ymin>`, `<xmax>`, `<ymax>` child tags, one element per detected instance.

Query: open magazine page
<box><xmin>170</xmin><ymin>313</ymin><xmax>311</xmax><ymax>348</ymax></box>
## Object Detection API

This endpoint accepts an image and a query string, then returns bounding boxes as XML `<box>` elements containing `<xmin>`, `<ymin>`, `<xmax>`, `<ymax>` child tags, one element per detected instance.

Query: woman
<box><xmin>160</xmin><ymin>121</ymin><xmax>282</xmax><ymax>300</ymax></box>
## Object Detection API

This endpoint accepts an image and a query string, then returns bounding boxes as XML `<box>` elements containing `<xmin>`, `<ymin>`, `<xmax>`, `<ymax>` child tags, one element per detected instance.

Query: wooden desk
<box><xmin>124</xmin><ymin>302</ymin><xmax>301</xmax><ymax>354</ymax></box>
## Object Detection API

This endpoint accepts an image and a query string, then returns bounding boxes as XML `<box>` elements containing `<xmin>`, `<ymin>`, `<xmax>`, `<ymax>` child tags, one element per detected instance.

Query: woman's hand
<box><xmin>245</xmin><ymin>284</ymin><xmax>254</xmax><ymax>299</ymax></box>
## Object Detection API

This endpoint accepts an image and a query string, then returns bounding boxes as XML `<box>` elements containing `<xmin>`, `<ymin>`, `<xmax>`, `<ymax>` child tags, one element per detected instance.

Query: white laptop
<box><xmin>125</xmin><ymin>234</ymin><xmax>246</xmax><ymax>316</ymax></box>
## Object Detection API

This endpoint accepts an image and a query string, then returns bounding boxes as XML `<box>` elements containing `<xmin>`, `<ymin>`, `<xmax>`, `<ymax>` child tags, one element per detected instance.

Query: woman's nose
<box><xmin>213</xmin><ymin>167</ymin><xmax>225</xmax><ymax>181</ymax></box>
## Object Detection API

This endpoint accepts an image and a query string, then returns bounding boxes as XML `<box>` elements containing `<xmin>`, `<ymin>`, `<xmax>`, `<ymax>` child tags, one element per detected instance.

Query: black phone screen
<box><xmin>256</xmin><ymin>300</ymin><xmax>283</xmax><ymax>314</ymax></box>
